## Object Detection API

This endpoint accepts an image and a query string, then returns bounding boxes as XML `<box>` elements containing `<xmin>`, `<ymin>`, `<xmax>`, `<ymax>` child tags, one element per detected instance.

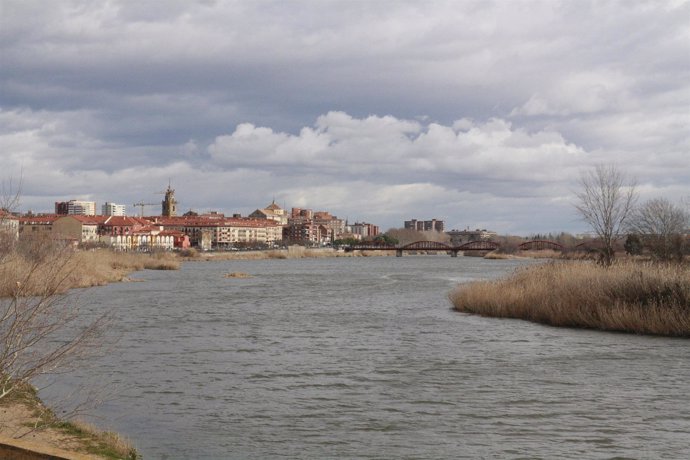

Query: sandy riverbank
<box><xmin>0</xmin><ymin>383</ymin><xmax>138</xmax><ymax>459</ymax></box>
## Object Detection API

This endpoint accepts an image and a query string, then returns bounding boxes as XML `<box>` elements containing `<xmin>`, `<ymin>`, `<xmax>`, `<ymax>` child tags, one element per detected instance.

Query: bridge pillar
<box><xmin>450</xmin><ymin>250</ymin><xmax>458</xmax><ymax>257</ymax></box>
<box><xmin>396</xmin><ymin>249</ymin><xmax>403</xmax><ymax>257</ymax></box>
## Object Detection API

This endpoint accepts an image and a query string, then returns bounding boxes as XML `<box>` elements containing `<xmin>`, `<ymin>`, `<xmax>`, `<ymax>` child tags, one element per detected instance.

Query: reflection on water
<box><xmin>44</xmin><ymin>256</ymin><xmax>690</xmax><ymax>459</ymax></box>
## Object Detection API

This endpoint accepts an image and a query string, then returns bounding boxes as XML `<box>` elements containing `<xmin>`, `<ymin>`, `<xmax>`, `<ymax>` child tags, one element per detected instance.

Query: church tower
<box><xmin>162</xmin><ymin>184</ymin><xmax>178</xmax><ymax>217</ymax></box>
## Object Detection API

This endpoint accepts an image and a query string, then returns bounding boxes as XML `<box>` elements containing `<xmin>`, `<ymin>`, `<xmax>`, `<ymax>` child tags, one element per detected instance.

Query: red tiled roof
<box><xmin>103</xmin><ymin>216</ymin><xmax>152</xmax><ymax>226</ymax></box>
<box><xmin>57</xmin><ymin>215</ymin><xmax>109</xmax><ymax>225</ymax></box>
<box><xmin>19</xmin><ymin>215</ymin><xmax>57</xmax><ymax>224</ymax></box>
<box><xmin>155</xmin><ymin>216</ymin><xmax>280</xmax><ymax>228</ymax></box>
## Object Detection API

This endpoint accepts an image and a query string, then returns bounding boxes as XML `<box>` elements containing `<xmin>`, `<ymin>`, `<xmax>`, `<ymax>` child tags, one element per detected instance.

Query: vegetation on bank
<box><xmin>0</xmin><ymin>243</ymin><xmax>180</xmax><ymax>298</ymax></box>
<box><xmin>449</xmin><ymin>261</ymin><xmax>690</xmax><ymax>336</ymax></box>
<box><xmin>0</xmin><ymin>381</ymin><xmax>139</xmax><ymax>459</ymax></box>
<box><xmin>182</xmin><ymin>245</ymin><xmax>392</xmax><ymax>261</ymax></box>
<box><xmin>0</xmin><ymin>236</ymin><xmax>152</xmax><ymax>457</ymax></box>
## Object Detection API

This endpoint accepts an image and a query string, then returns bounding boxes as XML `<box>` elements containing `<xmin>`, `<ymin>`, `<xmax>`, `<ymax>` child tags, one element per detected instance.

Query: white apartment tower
<box><xmin>102</xmin><ymin>202</ymin><xmax>127</xmax><ymax>216</ymax></box>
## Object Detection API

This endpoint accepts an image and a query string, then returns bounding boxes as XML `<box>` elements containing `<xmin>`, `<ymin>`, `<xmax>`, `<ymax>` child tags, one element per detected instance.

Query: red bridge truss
<box><xmin>344</xmin><ymin>240</ymin><xmax>500</xmax><ymax>256</ymax></box>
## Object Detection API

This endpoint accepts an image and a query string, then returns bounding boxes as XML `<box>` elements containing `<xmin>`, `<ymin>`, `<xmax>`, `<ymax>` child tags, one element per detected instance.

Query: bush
<box><xmin>449</xmin><ymin>261</ymin><xmax>690</xmax><ymax>336</ymax></box>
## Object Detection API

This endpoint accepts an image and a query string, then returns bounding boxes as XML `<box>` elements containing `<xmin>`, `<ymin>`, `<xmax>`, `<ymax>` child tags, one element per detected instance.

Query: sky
<box><xmin>1</xmin><ymin>0</ymin><xmax>688</xmax><ymax>235</ymax></box>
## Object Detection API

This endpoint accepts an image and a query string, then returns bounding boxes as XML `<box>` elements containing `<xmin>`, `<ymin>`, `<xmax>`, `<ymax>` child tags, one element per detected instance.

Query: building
<box><xmin>0</xmin><ymin>210</ymin><xmax>19</xmax><ymax>240</ymax></box>
<box><xmin>284</xmin><ymin>208</ymin><xmax>347</xmax><ymax>245</ymax></box>
<box><xmin>249</xmin><ymin>200</ymin><xmax>288</xmax><ymax>225</ymax></box>
<box><xmin>154</xmin><ymin>216</ymin><xmax>283</xmax><ymax>250</ymax></box>
<box><xmin>55</xmin><ymin>200</ymin><xmax>97</xmax><ymax>216</ymax></box>
<box><xmin>162</xmin><ymin>185</ymin><xmax>178</xmax><ymax>217</ymax></box>
<box><xmin>283</xmin><ymin>222</ymin><xmax>330</xmax><ymax>245</ymax></box>
<box><xmin>350</xmin><ymin>222</ymin><xmax>380</xmax><ymax>239</ymax></box>
<box><xmin>18</xmin><ymin>215</ymin><xmax>58</xmax><ymax>238</ymax></box>
<box><xmin>50</xmin><ymin>214</ymin><xmax>180</xmax><ymax>250</ymax></box>
<box><xmin>100</xmin><ymin>224</ymin><xmax>177</xmax><ymax>251</ymax></box>
<box><xmin>446</xmin><ymin>228</ymin><xmax>497</xmax><ymax>245</ymax></box>
<box><xmin>404</xmin><ymin>219</ymin><xmax>444</xmax><ymax>232</ymax></box>
<box><xmin>53</xmin><ymin>215</ymin><xmax>106</xmax><ymax>244</ymax></box>
<box><xmin>102</xmin><ymin>202</ymin><xmax>126</xmax><ymax>216</ymax></box>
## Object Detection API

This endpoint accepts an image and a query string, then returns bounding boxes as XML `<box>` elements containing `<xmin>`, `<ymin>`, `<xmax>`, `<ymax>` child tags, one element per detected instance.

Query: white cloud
<box><xmin>208</xmin><ymin>112</ymin><xmax>587</xmax><ymax>186</ymax></box>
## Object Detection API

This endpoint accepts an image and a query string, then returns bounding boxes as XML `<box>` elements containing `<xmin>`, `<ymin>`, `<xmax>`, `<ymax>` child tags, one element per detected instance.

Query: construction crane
<box><xmin>132</xmin><ymin>201</ymin><xmax>158</xmax><ymax>217</ymax></box>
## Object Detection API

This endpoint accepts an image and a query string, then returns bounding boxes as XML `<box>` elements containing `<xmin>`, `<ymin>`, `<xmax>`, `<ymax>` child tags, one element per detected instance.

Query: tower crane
<box><xmin>132</xmin><ymin>201</ymin><xmax>158</xmax><ymax>217</ymax></box>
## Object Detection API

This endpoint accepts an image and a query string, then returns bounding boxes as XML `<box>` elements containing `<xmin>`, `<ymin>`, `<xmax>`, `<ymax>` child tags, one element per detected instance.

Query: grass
<box><xmin>0</xmin><ymin>380</ymin><xmax>139</xmax><ymax>459</ymax></box>
<box><xmin>52</xmin><ymin>420</ymin><xmax>140</xmax><ymax>460</ymax></box>
<box><xmin>190</xmin><ymin>246</ymin><xmax>392</xmax><ymax>261</ymax></box>
<box><xmin>449</xmin><ymin>260</ymin><xmax>690</xmax><ymax>336</ymax></box>
<box><xmin>0</xmin><ymin>246</ymin><xmax>181</xmax><ymax>297</ymax></box>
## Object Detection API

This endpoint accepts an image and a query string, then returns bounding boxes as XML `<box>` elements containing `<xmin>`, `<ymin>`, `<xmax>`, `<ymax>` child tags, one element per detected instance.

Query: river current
<box><xmin>44</xmin><ymin>256</ymin><xmax>690</xmax><ymax>459</ymax></box>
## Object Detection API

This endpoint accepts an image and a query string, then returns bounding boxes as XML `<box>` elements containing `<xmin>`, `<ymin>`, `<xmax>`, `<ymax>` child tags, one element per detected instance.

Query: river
<box><xmin>43</xmin><ymin>256</ymin><xmax>690</xmax><ymax>459</ymax></box>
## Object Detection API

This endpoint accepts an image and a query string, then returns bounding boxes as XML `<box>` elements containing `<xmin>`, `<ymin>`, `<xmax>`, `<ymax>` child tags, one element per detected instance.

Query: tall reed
<box><xmin>449</xmin><ymin>261</ymin><xmax>690</xmax><ymax>336</ymax></box>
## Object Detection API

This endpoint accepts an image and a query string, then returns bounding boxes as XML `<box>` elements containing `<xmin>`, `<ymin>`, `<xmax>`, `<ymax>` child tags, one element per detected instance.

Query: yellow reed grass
<box><xmin>449</xmin><ymin>261</ymin><xmax>690</xmax><ymax>336</ymax></box>
<box><xmin>0</xmin><ymin>248</ymin><xmax>181</xmax><ymax>297</ymax></box>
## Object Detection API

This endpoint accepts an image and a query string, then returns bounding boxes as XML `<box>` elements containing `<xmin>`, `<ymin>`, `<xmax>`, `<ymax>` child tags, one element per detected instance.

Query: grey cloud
<box><xmin>1</xmin><ymin>0</ymin><xmax>688</xmax><ymax>233</ymax></box>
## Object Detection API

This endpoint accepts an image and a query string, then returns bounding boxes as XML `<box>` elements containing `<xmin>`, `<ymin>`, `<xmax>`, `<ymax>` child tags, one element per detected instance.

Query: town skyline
<box><xmin>2</xmin><ymin>1</ymin><xmax>688</xmax><ymax>234</ymax></box>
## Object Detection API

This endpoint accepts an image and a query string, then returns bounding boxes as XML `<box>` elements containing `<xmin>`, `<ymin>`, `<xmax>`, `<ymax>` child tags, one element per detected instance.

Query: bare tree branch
<box><xmin>628</xmin><ymin>197</ymin><xmax>689</xmax><ymax>261</ymax></box>
<box><xmin>574</xmin><ymin>164</ymin><xmax>637</xmax><ymax>266</ymax></box>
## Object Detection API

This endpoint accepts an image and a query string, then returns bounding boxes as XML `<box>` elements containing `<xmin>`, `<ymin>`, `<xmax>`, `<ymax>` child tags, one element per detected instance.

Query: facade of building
<box><xmin>53</xmin><ymin>215</ymin><xmax>105</xmax><ymax>244</ymax></box>
<box><xmin>404</xmin><ymin>219</ymin><xmax>444</xmax><ymax>232</ymax></box>
<box><xmin>155</xmin><ymin>216</ymin><xmax>282</xmax><ymax>250</ymax></box>
<box><xmin>284</xmin><ymin>208</ymin><xmax>347</xmax><ymax>244</ymax></box>
<box><xmin>55</xmin><ymin>200</ymin><xmax>97</xmax><ymax>216</ymax></box>
<box><xmin>249</xmin><ymin>201</ymin><xmax>288</xmax><ymax>225</ymax></box>
<box><xmin>100</xmin><ymin>227</ymin><xmax>176</xmax><ymax>251</ymax></box>
<box><xmin>18</xmin><ymin>215</ymin><xmax>58</xmax><ymax>237</ymax></box>
<box><xmin>0</xmin><ymin>210</ymin><xmax>19</xmax><ymax>240</ymax></box>
<box><xmin>446</xmin><ymin>228</ymin><xmax>497</xmax><ymax>245</ymax></box>
<box><xmin>350</xmin><ymin>222</ymin><xmax>380</xmax><ymax>239</ymax></box>
<box><xmin>102</xmin><ymin>202</ymin><xmax>127</xmax><ymax>216</ymax></box>
<box><xmin>283</xmin><ymin>222</ymin><xmax>329</xmax><ymax>245</ymax></box>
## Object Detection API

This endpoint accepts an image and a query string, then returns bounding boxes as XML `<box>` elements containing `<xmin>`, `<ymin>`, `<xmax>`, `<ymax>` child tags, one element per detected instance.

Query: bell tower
<box><xmin>162</xmin><ymin>184</ymin><xmax>178</xmax><ymax>217</ymax></box>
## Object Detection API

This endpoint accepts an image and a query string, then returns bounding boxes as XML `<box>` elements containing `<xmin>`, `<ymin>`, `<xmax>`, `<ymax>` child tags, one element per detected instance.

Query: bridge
<box><xmin>344</xmin><ymin>240</ymin><xmax>500</xmax><ymax>257</ymax></box>
<box><xmin>518</xmin><ymin>240</ymin><xmax>564</xmax><ymax>251</ymax></box>
<box><xmin>342</xmin><ymin>238</ymin><xmax>580</xmax><ymax>257</ymax></box>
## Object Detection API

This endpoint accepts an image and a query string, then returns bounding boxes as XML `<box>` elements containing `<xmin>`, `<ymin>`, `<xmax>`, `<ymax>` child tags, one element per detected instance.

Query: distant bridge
<box><xmin>518</xmin><ymin>240</ymin><xmax>564</xmax><ymax>251</ymax></box>
<box><xmin>342</xmin><ymin>238</ymin><xmax>583</xmax><ymax>257</ymax></box>
<box><xmin>344</xmin><ymin>240</ymin><xmax>500</xmax><ymax>257</ymax></box>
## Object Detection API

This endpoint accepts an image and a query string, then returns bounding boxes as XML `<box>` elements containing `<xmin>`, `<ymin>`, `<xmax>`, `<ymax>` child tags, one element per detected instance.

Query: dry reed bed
<box><xmin>0</xmin><ymin>249</ymin><xmax>180</xmax><ymax>297</ymax></box>
<box><xmin>449</xmin><ymin>261</ymin><xmax>690</xmax><ymax>336</ymax></box>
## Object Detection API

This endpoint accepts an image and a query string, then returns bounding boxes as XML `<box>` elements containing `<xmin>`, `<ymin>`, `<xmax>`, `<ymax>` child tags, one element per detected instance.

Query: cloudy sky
<box><xmin>1</xmin><ymin>0</ymin><xmax>688</xmax><ymax>234</ymax></box>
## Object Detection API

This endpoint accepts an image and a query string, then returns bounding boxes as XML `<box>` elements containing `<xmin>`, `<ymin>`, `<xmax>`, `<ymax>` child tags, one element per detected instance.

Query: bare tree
<box><xmin>1</xmin><ymin>177</ymin><xmax>108</xmax><ymax>404</ymax></box>
<box><xmin>628</xmin><ymin>197</ymin><xmax>689</xmax><ymax>261</ymax></box>
<box><xmin>574</xmin><ymin>164</ymin><xmax>637</xmax><ymax>266</ymax></box>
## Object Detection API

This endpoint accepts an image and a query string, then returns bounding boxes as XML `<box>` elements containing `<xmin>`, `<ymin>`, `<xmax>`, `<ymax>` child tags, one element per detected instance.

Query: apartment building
<box><xmin>55</xmin><ymin>200</ymin><xmax>97</xmax><ymax>216</ymax></box>
<box><xmin>18</xmin><ymin>215</ymin><xmax>58</xmax><ymax>237</ymax></box>
<box><xmin>350</xmin><ymin>222</ymin><xmax>380</xmax><ymax>239</ymax></box>
<box><xmin>284</xmin><ymin>208</ymin><xmax>346</xmax><ymax>244</ymax></box>
<box><xmin>446</xmin><ymin>228</ymin><xmax>497</xmax><ymax>245</ymax></box>
<box><xmin>53</xmin><ymin>215</ymin><xmax>105</xmax><ymax>244</ymax></box>
<box><xmin>404</xmin><ymin>219</ymin><xmax>444</xmax><ymax>232</ymax></box>
<box><xmin>283</xmin><ymin>222</ymin><xmax>329</xmax><ymax>245</ymax></box>
<box><xmin>155</xmin><ymin>216</ymin><xmax>282</xmax><ymax>250</ymax></box>
<box><xmin>102</xmin><ymin>202</ymin><xmax>127</xmax><ymax>216</ymax></box>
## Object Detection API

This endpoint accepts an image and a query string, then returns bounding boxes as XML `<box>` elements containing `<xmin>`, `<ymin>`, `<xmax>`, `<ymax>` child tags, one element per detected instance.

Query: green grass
<box><xmin>1</xmin><ymin>379</ymin><xmax>140</xmax><ymax>460</ymax></box>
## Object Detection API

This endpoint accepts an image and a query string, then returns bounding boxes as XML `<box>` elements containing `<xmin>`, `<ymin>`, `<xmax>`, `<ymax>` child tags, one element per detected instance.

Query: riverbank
<box><xmin>449</xmin><ymin>260</ymin><xmax>690</xmax><ymax>336</ymax></box>
<box><xmin>182</xmin><ymin>246</ymin><xmax>390</xmax><ymax>261</ymax></box>
<box><xmin>0</xmin><ymin>382</ymin><xmax>138</xmax><ymax>459</ymax></box>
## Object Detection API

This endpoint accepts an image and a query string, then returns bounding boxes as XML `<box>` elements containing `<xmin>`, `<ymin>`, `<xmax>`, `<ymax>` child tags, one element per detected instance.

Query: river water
<box><xmin>44</xmin><ymin>256</ymin><xmax>690</xmax><ymax>459</ymax></box>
